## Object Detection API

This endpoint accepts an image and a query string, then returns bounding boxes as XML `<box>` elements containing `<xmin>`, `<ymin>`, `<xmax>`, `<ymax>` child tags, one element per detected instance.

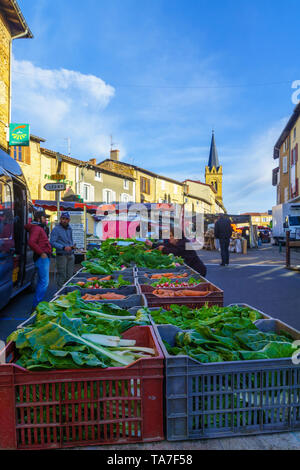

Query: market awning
<box><xmin>33</xmin><ymin>200</ymin><xmax>99</xmax><ymax>213</ymax></box>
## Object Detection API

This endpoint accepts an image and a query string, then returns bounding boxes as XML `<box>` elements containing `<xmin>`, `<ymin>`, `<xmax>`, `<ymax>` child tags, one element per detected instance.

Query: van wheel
<box><xmin>27</xmin><ymin>269</ymin><xmax>38</xmax><ymax>293</ymax></box>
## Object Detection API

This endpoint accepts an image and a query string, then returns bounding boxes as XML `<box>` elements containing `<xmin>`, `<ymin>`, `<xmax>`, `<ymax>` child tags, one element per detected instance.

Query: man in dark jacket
<box><xmin>50</xmin><ymin>212</ymin><xmax>75</xmax><ymax>288</ymax></box>
<box><xmin>214</xmin><ymin>214</ymin><xmax>233</xmax><ymax>266</ymax></box>
<box><xmin>25</xmin><ymin>210</ymin><xmax>52</xmax><ymax>309</ymax></box>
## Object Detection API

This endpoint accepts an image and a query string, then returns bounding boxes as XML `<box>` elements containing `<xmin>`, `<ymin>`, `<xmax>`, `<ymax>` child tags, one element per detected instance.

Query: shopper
<box><xmin>50</xmin><ymin>212</ymin><xmax>75</xmax><ymax>288</ymax></box>
<box><xmin>146</xmin><ymin>225</ymin><xmax>207</xmax><ymax>277</ymax></box>
<box><xmin>25</xmin><ymin>210</ymin><xmax>52</xmax><ymax>310</ymax></box>
<box><xmin>214</xmin><ymin>214</ymin><xmax>233</xmax><ymax>266</ymax></box>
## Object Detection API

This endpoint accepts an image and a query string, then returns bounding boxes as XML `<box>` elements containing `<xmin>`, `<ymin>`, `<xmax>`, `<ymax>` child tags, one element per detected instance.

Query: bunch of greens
<box><xmin>164</xmin><ymin>324</ymin><xmax>296</xmax><ymax>363</ymax></box>
<box><xmin>150</xmin><ymin>276</ymin><xmax>205</xmax><ymax>288</ymax></box>
<box><xmin>142</xmin><ymin>304</ymin><xmax>264</xmax><ymax>329</ymax></box>
<box><xmin>141</xmin><ymin>304</ymin><xmax>297</xmax><ymax>362</ymax></box>
<box><xmin>70</xmin><ymin>275</ymin><xmax>132</xmax><ymax>289</ymax></box>
<box><xmin>7</xmin><ymin>291</ymin><xmax>151</xmax><ymax>370</ymax></box>
<box><xmin>83</xmin><ymin>238</ymin><xmax>183</xmax><ymax>274</ymax></box>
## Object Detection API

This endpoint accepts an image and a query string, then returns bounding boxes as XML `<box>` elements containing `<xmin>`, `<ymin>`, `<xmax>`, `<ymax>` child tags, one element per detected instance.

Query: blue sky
<box><xmin>11</xmin><ymin>0</ymin><xmax>300</xmax><ymax>213</ymax></box>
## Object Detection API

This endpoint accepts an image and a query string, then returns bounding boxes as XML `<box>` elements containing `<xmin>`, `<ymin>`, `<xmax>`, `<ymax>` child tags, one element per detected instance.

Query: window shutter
<box><xmin>291</xmin><ymin>148</ymin><xmax>294</xmax><ymax>166</ymax></box>
<box><xmin>296</xmin><ymin>144</ymin><xmax>298</xmax><ymax>163</ymax></box>
<box><xmin>296</xmin><ymin>178</ymin><xmax>299</xmax><ymax>197</ymax></box>
<box><xmin>24</xmin><ymin>146</ymin><xmax>31</xmax><ymax>164</ymax></box>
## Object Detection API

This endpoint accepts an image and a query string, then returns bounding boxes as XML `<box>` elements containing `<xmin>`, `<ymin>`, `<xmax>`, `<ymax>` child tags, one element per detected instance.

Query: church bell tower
<box><xmin>205</xmin><ymin>131</ymin><xmax>223</xmax><ymax>203</ymax></box>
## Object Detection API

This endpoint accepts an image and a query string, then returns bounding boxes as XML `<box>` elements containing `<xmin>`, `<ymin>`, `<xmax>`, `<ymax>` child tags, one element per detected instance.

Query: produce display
<box><xmin>7</xmin><ymin>291</ymin><xmax>150</xmax><ymax>370</ymax></box>
<box><xmin>148</xmin><ymin>272</ymin><xmax>189</xmax><ymax>279</ymax></box>
<box><xmin>70</xmin><ymin>275</ymin><xmax>132</xmax><ymax>289</ymax></box>
<box><xmin>150</xmin><ymin>276</ymin><xmax>205</xmax><ymax>288</ymax></box>
<box><xmin>82</xmin><ymin>239</ymin><xmax>183</xmax><ymax>274</ymax></box>
<box><xmin>140</xmin><ymin>304</ymin><xmax>297</xmax><ymax>362</ymax></box>
<box><xmin>81</xmin><ymin>292</ymin><xmax>126</xmax><ymax>301</ymax></box>
<box><xmin>152</xmin><ymin>289</ymin><xmax>209</xmax><ymax>297</ymax></box>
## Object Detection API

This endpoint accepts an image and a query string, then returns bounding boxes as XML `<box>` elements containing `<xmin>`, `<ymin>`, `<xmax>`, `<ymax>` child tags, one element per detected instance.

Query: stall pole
<box><xmin>83</xmin><ymin>204</ymin><xmax>87</xmax><ymax>260</ymax></box>
<box><xmin>286</xmin><ymin>230</ymin><xmax>290</xmax><ymax>268</ymax></box>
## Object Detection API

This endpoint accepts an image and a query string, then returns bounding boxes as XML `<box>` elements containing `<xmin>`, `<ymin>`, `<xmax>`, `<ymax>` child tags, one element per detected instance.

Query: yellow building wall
<box><xmin>155</xmin><ymin>178</ymin><xmax>183</xmax><ymax>205</ymax></box>
<box><xmin>135</xmin><ymin>169</ymin><xmax>156</xmax><ymax>203</ymax></box>
<box><xmin>185</xmin><ymin>181</ymin><xmax>216</xmax><ymax>213</ymax></box>
<box><xmin>279</xmin><ymin>137</ymin><xmax>290</xmax><ymax>204</ymax></box>
<box><xmin>292</xmin><ymin>117</ymin><xmax>300</xmax><ymax>199</ymax></box>
<box><xmin>0</xmin><ymin>13</ymin><xmax>11</xmax><ymax>152</ymax></box>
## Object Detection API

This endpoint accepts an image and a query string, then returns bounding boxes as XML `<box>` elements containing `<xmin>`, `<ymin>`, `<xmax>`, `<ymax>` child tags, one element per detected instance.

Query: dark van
<box><xmin>0</xmin><ymin>147</ymin><xmax>36</xmax><ymax>309</ymax></box>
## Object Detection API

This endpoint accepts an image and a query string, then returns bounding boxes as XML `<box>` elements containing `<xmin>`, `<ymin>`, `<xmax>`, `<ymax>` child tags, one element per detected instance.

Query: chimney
<box><xmin>89</xmin><ymin>158</ymin><xmax>97</xmax><ymax>165</ymax></box>
<box><xmin>110</xmin><ymin>149</ymin><xmax>120</xmax><ymax>161</ymax></box>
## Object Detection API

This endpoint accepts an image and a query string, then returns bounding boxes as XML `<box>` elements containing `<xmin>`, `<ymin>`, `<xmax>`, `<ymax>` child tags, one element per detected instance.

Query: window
<box><xmin>123</xmin><ymin>179</ymin><xmax>129</xmax><ymax>190</ymax></box>
<box><xmin>121</xmin><ymin>193</ymin><xmax>130</xmax><ymax>203</ymax></box>
<box><xmin>294</xmin><ymin>127</ymin><xmax>297</xmax><ymax>140</ymax></box>
<box><xmin>10</xmin><ymin>146</ymin><xmax>31</xmax><ymax>164</ymax></box>
<box><xmin>0</xmin><ymin>180</ymin><xmax>13</xmax><ymax>239</ymax></box>
<box><xmin>283</xmin><ymin>156</ymin><xmax>288</xmax><ymax>173</ymax></box>
<box><xmin>174</xmin><ymin>184</ymin><xmax>177</xmax><ymax>194</ymax></box>
<box><xmin>83</xmin><ymin>184</ymin><xmax>89</xmax><ymax>201</ymax></box>
<box><xmin>284</xmin><ymin>187</ymin><xmax>288</xmax><ymax>202</ymax></box>
<box><xmin>161</xmin><ymin>180</ymin><xmax>166</xmax><ymax>190</ymax></box>
<box><xmin>95</xmin><ymin>171</ymin><xmax>102</xmax><ymax>181</ymax></box>
<box><xmin>103</xmin><ymin>189</ymin><xmax>114</xmax><ymax>203</ymax></box>
<box><xmin>140</xmin><ymin>176</ymin><xmax>150</xmax><ymax>194</ymax></box>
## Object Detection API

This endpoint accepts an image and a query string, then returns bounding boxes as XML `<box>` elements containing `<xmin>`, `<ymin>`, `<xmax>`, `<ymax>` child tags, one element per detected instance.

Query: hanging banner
<box><xmin>9</xmin><ymin>124</ymin><xmax>30</xmax><ymax>146</ymax></box>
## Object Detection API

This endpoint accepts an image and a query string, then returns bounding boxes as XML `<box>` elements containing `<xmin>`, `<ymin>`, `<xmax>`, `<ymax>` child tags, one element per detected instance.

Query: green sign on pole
<box><xmin>9</xmin><ymin>123</ymin><xmax>30</xmax><ymax>146</ymax></box>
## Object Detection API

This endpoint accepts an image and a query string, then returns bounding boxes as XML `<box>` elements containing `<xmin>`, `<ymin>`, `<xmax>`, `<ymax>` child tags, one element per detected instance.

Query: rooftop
<box><xmin>0</xmin><ymin>0</ymin><xmax>33</xmax><ymax>38</ymax></box>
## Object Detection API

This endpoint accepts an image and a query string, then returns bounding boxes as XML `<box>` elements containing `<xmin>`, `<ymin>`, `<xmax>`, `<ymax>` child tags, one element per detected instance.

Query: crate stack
<box><xmin>134</xmin><ymin>265</ymin><xmax>300</xmax><ymax>441</ymax></box>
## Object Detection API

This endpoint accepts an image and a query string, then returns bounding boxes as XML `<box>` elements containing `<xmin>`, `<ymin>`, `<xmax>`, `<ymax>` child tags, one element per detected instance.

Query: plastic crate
<box><xmin>59</xmin><ymin>286</ymin><xmax>138</xmax><ymax>297</ymax></box>
<box><xmin>143</xmin><ymin>283</ymin><xmax>224</xmax><ymax>309</ymax></box>
<box><xmin>136</xmin><ymin>266</ymin><xmax>190</xmax><ymax>275</ymax></box>
<box><xmin>76</xmin><ymin>268</ymin><xmax>135</xmax><ymax>278</ymax></box>
<box><xmin>70</xmin><ymin>275</ymin><xmax>135</xmax><ymax>285</ymax></box>
<box><xmin>136</xmin><ymin>273</ymin><xmax>206</xmax><ymax>286</ymax></box>
<box><xmin>51</xmin><ymin>294</ymin><xmax>147</xmax><ymax>309</ymax></box>
<box><xmin>152</xmin><ymin>320</ymin><xmax>300</xmax><ymax>441</ymax></box>
<box><xmin>0</xmin><ymin>326</ymin><xmax>164</xmax><ymax>450</ymax></box>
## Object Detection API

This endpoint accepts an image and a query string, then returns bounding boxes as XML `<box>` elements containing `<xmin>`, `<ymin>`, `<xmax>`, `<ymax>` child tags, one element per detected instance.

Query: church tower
<box><xmin>205</xmin><ymin>131</ymin><xmax>223</xmax><ymax>203</ymax></box>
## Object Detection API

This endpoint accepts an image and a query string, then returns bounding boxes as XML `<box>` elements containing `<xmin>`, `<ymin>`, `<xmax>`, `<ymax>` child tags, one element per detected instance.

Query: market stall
<box><xmin>1</xmin><ymin>238</ymin><xmax>299</xmax><ymax>450</ymax></box>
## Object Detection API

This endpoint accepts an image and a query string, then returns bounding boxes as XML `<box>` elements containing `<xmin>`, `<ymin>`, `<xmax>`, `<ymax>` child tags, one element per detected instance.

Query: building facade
<box><xmin>273</xmin><ymin>102</ymin><xmax>300</xmax><ymax>204</ymax></box>
<box><xmin>241</xmin><ymin>212</ymin><xmax>272</xmax><ymax>227</ymax></box>
<box><xmin>0</xmin><ymin>0</ymin><xmax>32</xmax><ymax>152</ymax></box>
<box><xmin>76</xmin><ymin>158</ymin><xmax>135</xmax><ymax>204</ymax></box>
<box><xmin>10</xmin><ymin>138</ymin><xmax>135</xmax><ymax>205</ymax></box>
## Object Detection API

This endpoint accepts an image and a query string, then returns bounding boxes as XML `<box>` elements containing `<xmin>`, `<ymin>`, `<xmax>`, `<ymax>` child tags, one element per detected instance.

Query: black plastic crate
<box><xmin>152</xmin><ymin>319</ymin><xmax>300</xmax><ymax>440</ymax></box>
<box><xmin>75</xmin><ymin>268</ymin><xmax>135</xmax><ymax>278</ymax></box>
<box><xmin>59</xmin><ymin>286</ymin><xmax>138</xmax><ymax>296</ymax></box>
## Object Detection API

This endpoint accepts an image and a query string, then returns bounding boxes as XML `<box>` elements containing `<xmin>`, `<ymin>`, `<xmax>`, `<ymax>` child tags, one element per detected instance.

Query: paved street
<box><xmin>199</xmin><ymin>244</ymin><xmax>300</xmax><ymax>331</ymax></box>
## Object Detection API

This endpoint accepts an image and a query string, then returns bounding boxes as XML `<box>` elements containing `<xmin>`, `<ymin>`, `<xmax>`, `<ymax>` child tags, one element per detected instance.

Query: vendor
<box><xmin>145</xmin><ymin>225</ymin><xmax>207</xmax><ymax>277</ymax></box>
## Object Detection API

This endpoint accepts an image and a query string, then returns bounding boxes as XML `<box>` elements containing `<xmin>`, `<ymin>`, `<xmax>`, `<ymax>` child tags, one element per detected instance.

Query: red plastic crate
<box><xmin>142</xmin><ymin>283</ymin><xmax>224</xmax><ymax>310</ymax></box>
<box><xmin>0</xmin><ymin>326</ymin><xmax>164</xmax><ymax>450</ymax></box>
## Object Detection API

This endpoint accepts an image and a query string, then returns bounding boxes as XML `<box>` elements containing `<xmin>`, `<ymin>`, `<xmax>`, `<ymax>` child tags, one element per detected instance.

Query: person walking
<box><xmin>214</xmin><ymin>214</ymin><xmax>233</xmax><ymax>266</ymax></box>
<box><xmin>50</xmin><ymin>212</ymin><xmax>75</xmax><ymax>288</ymax></box>
<box><xmin>25</xmin><ymin>210</ymin><xmax>52</xmax><ymax>310</ymax></box>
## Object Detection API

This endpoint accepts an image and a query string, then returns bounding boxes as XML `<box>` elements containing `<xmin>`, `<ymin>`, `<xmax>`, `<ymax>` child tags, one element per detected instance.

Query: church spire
<box><xmin>208</xmin><ymin>130</ymin><xmax>220</xmax><ymax>170</ymax></box>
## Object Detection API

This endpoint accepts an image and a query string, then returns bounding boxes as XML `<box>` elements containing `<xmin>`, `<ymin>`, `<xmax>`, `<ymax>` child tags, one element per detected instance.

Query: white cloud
<box><xmin>11</xmin><ymin>57</ymin><xmax>117</xmax><ymax>158</ymax></box>
<box><xmin>223</xmin><ymin>118</ymin><xmax>288</xmax><ymax>213</ymax></box>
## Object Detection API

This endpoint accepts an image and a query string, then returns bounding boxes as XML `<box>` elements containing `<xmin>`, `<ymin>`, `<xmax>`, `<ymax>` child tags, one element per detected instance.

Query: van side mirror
<box><xmin>283</xmin><ymin>222</ymin><xmax>288</xmax><ymax>229</ymax></box>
